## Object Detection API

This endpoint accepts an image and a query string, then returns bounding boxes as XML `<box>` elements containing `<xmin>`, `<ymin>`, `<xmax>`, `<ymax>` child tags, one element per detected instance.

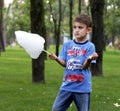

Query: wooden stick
<box><xmin>43</xmin><ymin>49</ymin><xmax>51</xmax><ymax>55</ymax></box>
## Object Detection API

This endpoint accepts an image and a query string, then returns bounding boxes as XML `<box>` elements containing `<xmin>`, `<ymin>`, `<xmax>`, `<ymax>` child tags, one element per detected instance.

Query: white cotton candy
<box><xmin>15</xmin><ymin>30</ymin><xmax>45</xmax><ymax>59</ymax></box>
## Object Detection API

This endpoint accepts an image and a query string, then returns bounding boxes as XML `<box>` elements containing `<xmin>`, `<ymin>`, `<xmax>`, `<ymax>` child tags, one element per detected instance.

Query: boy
<box><xmin>49</xmin><ymin>14</ymin><xmax>98</xmax><ymax>111</ymax></box>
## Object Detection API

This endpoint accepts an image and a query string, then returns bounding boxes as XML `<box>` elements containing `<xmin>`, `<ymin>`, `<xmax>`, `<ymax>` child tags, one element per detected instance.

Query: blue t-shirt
<box><xmin>58</xmin><ymin>40</ymin><xmax>96</xmax><ymax>93</ymax></box>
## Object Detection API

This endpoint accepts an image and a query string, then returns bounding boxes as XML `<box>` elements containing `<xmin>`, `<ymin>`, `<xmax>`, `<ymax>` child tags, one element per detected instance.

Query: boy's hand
<box><xmin>49</xmin><ymin>53</ymin><xmax>58</xmax><ymax>60</ymax></box>
<box><xmin>83</xmin><ymin>52</ymin><xmax>98</xmax><ymax>69</ymax></box>
<box><xmin>49</xmin><ymin>53</ymin><xmax>66</xmax><ymax>67</ymax></box>
<box><xmin>88</xmin><ymin>52</ymin><xmax>98</xmax><ymax>61</ymax></box>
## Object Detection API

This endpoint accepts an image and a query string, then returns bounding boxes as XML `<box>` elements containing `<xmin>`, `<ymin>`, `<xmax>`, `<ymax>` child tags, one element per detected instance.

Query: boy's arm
<box><xmin>49</xmin><ymin>53</ymin><xmax>66</xmax><ymax>67</ymax></box>
<box><xmin>83</xmin><ymin>52</ymin><xmax>98</xmax><ymax>69</ymax></box>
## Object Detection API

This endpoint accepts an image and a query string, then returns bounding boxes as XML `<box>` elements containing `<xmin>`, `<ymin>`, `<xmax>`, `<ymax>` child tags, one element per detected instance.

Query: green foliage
<box><xmin>44</xmin><ymin>0</ymin><xmax>88</xmax><ymax>40</ymax></box>
<box><xmin>0</xmin><ymin>46</ymin><xmax>120</xmax><ymax>111</ymax></box>
<box><xmin>104</xmin><ymin>0</ymin><xmax>120</xmax><ymax>38</ymax></box>
<box><xmin>4</xmin><ymin>0</ymin><xmax>120</xmax><ymax>45</ymax></box>
<box><xmin>4</xmin><ymin>0</ymin><xmax>30</xmax><ymax>44</ymax></box>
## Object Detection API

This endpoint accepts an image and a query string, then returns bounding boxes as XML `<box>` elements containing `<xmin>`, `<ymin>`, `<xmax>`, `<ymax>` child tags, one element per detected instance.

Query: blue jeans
<box><xmin>52</xmin><ymin>90</ymin><xmax>90</xmax><ymax>111</ymax></box>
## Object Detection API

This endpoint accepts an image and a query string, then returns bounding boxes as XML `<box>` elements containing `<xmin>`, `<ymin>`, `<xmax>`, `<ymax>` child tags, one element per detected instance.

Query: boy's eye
<box><xmin>73</xmin><ymin>26</ymin><xmax>76</xmax><ymax>29</ymax></box>
<box><xmin>73</xmin><ymin>26</ymin><xmax>83</xmax><ymax>29</ymax></box>
<box><xmin>78</xmin><ymin>26</ymin><xmax>83</xmax><ymax>29</ymax></box>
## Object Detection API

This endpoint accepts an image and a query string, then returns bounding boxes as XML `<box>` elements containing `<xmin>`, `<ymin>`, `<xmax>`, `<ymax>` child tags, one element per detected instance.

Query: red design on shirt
<box><xmin>65</xmin><ymin>74</ymin><xmax>84</xmax><ymax>83</ymax></box>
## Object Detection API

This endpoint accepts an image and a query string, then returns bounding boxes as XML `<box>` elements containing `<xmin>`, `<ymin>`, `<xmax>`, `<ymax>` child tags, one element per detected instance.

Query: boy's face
<box><xmin>73</xmin><ymin>22</ymin><xmax>91</xmax><ymax>42</ymax></box>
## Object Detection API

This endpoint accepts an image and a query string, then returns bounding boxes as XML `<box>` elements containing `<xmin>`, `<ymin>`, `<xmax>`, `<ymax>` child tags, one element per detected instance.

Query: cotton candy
<box><xmin>15</xmin><ymin>30</ymin><xmax>45</xmax><ymax>59</ymax></box>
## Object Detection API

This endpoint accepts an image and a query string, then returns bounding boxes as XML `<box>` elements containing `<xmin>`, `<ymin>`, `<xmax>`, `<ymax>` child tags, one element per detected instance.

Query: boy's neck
<box><xmin>75</xmin><ymin>37</ymin><xmax>87</xmax><ymax>43</ymax></box>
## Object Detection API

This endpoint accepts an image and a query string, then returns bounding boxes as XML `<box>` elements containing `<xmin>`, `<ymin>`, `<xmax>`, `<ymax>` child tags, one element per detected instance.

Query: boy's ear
<box><xmin>87</xmin><ymin>27</ymin><xmax>92</xmax><ymax>33</ymax></box>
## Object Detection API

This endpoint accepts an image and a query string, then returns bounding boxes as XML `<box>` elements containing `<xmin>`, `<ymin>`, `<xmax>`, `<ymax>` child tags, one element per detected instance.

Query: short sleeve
<box><xmin>86</xmin><ymin>42</ymin><xmax>96</xmax><ymax>63</ymax></box>
<box><xmin>58</xmin><ymin>43</ymin><xmax>67</xmax><ymax>61</ymax></box>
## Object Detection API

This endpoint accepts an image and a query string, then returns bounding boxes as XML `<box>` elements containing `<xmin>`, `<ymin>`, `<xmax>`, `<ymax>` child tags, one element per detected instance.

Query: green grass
<box><xmin>0</xmin><ymin>46</ymin><xmax>120</xmax><ymax>111</ymax></box>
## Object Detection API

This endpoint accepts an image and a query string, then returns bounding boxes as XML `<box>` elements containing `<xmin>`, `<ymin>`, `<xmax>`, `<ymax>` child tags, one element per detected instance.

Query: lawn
<box><xmin>0</xmin><ymin>46</ymin><xmax>120</xmax><ymax>111</ymax></box>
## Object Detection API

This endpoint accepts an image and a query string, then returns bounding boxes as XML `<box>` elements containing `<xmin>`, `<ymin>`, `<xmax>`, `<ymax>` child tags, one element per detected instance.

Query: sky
<box><xmin>4</xmin><ymin>0</ymin><xmax>14</xmax><ymax>7</ymax></box>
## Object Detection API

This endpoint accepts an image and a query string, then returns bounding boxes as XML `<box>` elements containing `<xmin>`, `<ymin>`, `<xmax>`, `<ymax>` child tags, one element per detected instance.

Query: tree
<box><xmin>78</xmin><ymin>0</ymin><xmax>81</xmax><ymax>14</ymax></box>
<box><xmin>30</xmin><ymin>0</ymin><xmax>46</xmax><ymax>83</ymax></box>
<box><xmin>56</xmin><ymin>0</ymin><xmax>61</xmax><ymax>56</ymax></box>
<box><xmin>0</xmin><ymin>0</ymin><xmax>5</xmax><ymax>51</ymax></box>
<box><xmin>69</xmin><ymin>0</ymin><xmax>73</xmax><ymax>39</ymax></box>
<box><xmin>48</xmin><ymin>0</ymin><xmax>62</xmax><ymax>56</ymax></box>
<box><xmin>104</xmin><ymin>0</ymin><xmax>120</xmax><ymax>45</ymax></box>
<box><xmin>90</xmin><ymin>0</ymin><xmax>105</xmax><ymax>76</ymax></box>
<box><xmin>5</xmin><ymin>0</ymin><xmax>30</xmax><ymax>44</ymax></box>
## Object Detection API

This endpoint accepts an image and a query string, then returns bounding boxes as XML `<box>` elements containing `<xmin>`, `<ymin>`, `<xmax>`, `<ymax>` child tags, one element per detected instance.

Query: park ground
<box><xmin>0</xmin><ymin>46</ymin><xmax>120</xmax><ymax>111</ymax></box>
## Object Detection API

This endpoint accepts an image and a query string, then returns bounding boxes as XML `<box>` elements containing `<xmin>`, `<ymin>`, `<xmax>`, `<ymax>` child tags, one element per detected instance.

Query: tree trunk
<box><xmin>30</xmin><ymin>0</ymin><xmax>46</xmax><ymax>83</ymax></box>
<box><xmin>0</xmin><ymin>0</ymin><xmax>5</xmax><ymax>52</ymax></box>
<box><xmin>55</xmin><ymin>0</ymin><xmax>61</xmax><ymax>56</ymax></box>
<box><xmin>90</xmin><ymin>0</ymin><xmax>105</xmax><ymax>76</ymax></box>
<box><xmin>78</xmin><ymin>0</ymin><xmax>81</xmax><ymax>14</ymax></box>
<box><xmin>48</xmin><ymin>0</ymin><xmax>62</xmax><ymax>56</ymax></box>
<box><xmin>69</xmin><ymin>0</ymin><xmax>73</xmax><ymax>39</ymax></box>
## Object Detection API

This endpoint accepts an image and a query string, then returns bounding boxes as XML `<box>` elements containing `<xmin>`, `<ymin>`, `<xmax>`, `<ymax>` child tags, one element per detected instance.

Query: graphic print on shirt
<box><xmin>66</xmin><ymin>46</ymin><xmax>87</xmax><ymax>70</ymax></box>
<box><xmin>65</xmin><ymin>46</ymin><xmax>87</xmax><ymax>84</ymax></box>
<box><xmin>67</xmin><ymin>46</ymin><xmax>86</xmax><ymax>57</ymax></box>
<box><xmin>65</xmin><ymin>74</ymin><xmax>84</xmax><ymax>84</ymax></box>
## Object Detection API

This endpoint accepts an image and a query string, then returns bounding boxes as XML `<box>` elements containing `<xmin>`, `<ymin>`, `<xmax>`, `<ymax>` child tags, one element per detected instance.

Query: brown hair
<box><xmin>73</xmin><ymin>14</ymin><xmax>92</xmax><ymax>27</ymax></box>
